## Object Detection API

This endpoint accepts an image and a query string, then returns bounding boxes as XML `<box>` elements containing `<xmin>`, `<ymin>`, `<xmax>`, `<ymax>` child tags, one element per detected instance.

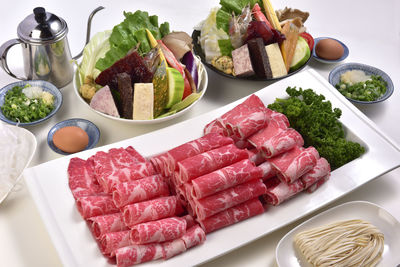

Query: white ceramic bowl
<box><xmin>73</xmin><ymin>58</ymin><xmax>208</xmax><ymax>125</ymax></box>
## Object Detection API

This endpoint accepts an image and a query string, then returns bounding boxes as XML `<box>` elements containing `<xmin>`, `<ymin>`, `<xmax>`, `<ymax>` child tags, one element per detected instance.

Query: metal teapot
<box><xmin>0</xmin><ymin>6</ymin><xmax>104</xmax><ymax>88</ymax></box>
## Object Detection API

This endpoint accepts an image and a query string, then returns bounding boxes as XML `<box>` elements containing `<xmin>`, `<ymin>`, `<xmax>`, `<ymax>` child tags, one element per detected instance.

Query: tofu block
<box><xmin>265</xmin><ymin>43</ymin><xmax>288</xmax><ymax>78</ymax></box>
<box><xmin>247</xmin><ymin>38</ymin><xmax>272</xmax><ymax>79</ymax></box>
<box><xmin>133</xmin><ymin>83</ymin><xmax>154</xmax><ymax>120</ymax></box>
<box><xmin>232</xmin><ymin>44</ymin><xmax>255</xmax><ymax>77</ymax></box>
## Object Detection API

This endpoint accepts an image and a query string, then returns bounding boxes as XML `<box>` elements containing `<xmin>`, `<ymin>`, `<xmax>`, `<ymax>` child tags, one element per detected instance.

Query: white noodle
<box><xmin>294</xmin><ymin>219</ymin><xmax>384</xmax><ymax>267</ymax></box>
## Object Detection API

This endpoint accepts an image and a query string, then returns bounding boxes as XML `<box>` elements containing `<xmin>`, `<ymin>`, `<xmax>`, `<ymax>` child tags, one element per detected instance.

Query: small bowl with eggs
<box><xmin>312</xmin><ymin>37</ymin><xmax>349</xmax><ymax>64</ymax></box>
<box><xmin>329</xmin><ymin>62</ymin><xmax>394</xmax><ymax>104</ymax></box>
<box><xmin>47</xmin><ymin>118</ymin><xmax>100</xmax><ymax>155</ymax></box>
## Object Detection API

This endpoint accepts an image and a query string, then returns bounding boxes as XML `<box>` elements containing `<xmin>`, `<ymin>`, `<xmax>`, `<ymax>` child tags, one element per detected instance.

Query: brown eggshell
<box><xmin>315</xmin><ymin>38</ymin><xmax>344</xmax><ymax>60</ymax></box>
<box><xmin>53</xmin><ymin>126</ymin><xmax>89</xmax><ymax>153</ymax></box>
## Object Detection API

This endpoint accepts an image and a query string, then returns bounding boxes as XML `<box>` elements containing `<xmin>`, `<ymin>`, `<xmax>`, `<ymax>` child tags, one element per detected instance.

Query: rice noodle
<box><xmin>294</xmin><ymin>219</ymin><xmax>384</xmax><ymax>267</ymax></box>
<box><xmin>0</xmin><ymin>123</ymin><xmax>32</xmax><ymax>202</ymax></box>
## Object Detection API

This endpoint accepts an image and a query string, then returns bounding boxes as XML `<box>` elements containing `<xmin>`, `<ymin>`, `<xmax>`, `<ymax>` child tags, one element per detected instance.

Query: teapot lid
<box><xmin>17</xmin><ymin>7</ymin><xmax>68</xmax><ymax>43</ymax></box>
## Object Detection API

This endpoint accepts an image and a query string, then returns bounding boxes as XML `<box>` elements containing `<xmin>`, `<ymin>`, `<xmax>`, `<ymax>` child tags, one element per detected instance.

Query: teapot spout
<box><xmin>73</xmin><ymin>6</ymin><xmax>105</xmax><ymax>60</ymax></box>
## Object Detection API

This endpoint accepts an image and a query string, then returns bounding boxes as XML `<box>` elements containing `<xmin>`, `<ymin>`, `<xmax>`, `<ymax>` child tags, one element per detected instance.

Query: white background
<box><xmin>0</xmin><ymin>0</ymin><xmax>399</xmax><ymax>266</ymax></box>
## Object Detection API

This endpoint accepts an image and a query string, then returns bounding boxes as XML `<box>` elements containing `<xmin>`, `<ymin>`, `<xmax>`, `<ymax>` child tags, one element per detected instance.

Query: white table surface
<box><xmin>0</xmin><ymin>0</ymin><xmax>399</xmax><ymax>266</ymax></box>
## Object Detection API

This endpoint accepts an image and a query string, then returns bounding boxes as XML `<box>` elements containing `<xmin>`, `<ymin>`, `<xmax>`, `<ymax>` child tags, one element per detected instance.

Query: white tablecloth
<box><xmin>1</xmin><ymin>0</ymin><xmax>399</xmax><ymax>266</ymax></box>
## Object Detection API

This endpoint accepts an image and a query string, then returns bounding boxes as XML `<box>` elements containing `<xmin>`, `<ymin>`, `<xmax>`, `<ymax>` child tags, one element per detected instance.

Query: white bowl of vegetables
<box><xmin>0</xmin><ymin>80</ymin><xmax>62</xmax><ymax>126</ymax></box>
<box><xmin>74</xmin><ymin>10</ymin><xmax>208</xmax><ymax>124</ymax></box>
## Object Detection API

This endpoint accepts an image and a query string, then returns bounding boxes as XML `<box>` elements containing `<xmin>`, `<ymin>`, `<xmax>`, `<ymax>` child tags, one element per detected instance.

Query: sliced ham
<box><xmin>76</xmin><ymin>195</ymin><xmax>119</xmax><ymax>219</ymax></box>
<box><xmin>270</xmin><ymin>146</ymin><xmax>319</xmax><ymax>184</ymax></box>
<box><xmin>112</xmin><ymin>174</ymin><xmax>170</xmax><ymax>208</ymax></box>
<box><xmin>114</xmin><ymin>243</ymin><xmax>163</xmax><ymax>267</ymax></box>
<box><xmin>89</xmin><ymin>85</ymin><xmax>120</xmax><ymax>118</ymax></box>
<box><xmin>300</xmin><ymin>157</ymin><xmax>331</xmax><ymax>189</ymax></box>
<box><xmin>263</xmin><ymin>178</ymin><xmax>304</xmax><ymax>205</ymax></box>
<box><xmin>198</xmin><ymin>198</ymin><xmax>264</xmax><ymax>233</ymax></box>
<box><xmin>194</xmin><ymin>179</ymin><xmax>267</xmax><ymax>220</ymax></box>
<box><xmin>191</xmin><ymin>159</ymin><xmax>263</xmax><ymax>199</ymax></box>
<box><xmin>130</xmin><ymin>217</ymin><xmax>187</xmax><ymax>244</ymax></box>
<box><xmin>122</xmin><ymin>196</ymin><xmax>183</xmax><ymax>227</ymax></box>
<box><xmin>181</xmin><ymin>225</ymin><xmax>206</xmax><ymax>249</ymax></box>
<box><xmin>89</xmin><ymin>213</ymin><xmax>128</xmax><ymax>239</ymax></box>
<box><xmin>67</xmin><ymin>157</ymin><xmax>104</xmax><ymax>199</ymax></box>
<box><xmin>99</xmin><ymin>230</ymin><xmax>131</xmax><ymax>255</ymax></box>
<box><xmin>176</xmin><ymin>144</ymin><xmax>248</xmax><ymax>184</ymax></box>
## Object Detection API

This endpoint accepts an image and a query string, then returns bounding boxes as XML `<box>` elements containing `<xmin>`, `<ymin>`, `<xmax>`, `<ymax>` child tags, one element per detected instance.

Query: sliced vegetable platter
<box><xmin>193</xmin><ymin>0</ymin><xmax>314</xmax><ymax>80</ymax></box>
<box><xmin>75</xmin><ymin>10</ymin><xmax>208</xmax><ymax>124</ymax></box>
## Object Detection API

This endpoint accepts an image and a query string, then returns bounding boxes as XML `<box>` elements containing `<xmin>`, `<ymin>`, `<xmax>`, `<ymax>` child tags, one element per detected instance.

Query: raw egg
<box><xmin>52</xmin><ymin>126</ymin><xmax>89</xmax><ymax>153</ymax></box>
<box><xmin>315</xmin><ymin>38</ymin><xmax>344</xmax><ymax>60</ymax></box>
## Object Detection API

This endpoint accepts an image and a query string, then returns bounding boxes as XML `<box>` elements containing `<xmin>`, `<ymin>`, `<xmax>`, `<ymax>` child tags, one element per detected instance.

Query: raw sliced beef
<box><xmin>122</xmin><ymin>196</ymin><xmax>183</xmax><ymax>227</ymax></box>
<box><xmin>162</xmin><ymin>238</ymin><xmax>186</xmax><ymax>260</ymax></box>
<box><xmin>258</xmin><ymin>161</ymin><xmax>276</xmax><ymax>180</ymax></box>
<box><xmin>191</xmin><ymin>159</ymin><xmax>263</xmax><ymax>199</ymax></box>
<box><xmin>68</xmin><ymin>157</ymin><xmax>104</xmax><ymax>199</ymax></box>
<box><xmin>130</xmin><ymin>217</ymin><xmax>187</xmax><ymax>244</ymax></box>
<box><xmin>89</xmin><ymin>213</ymin><xmax>128</xmax><ymax>239</ymax></box>
<box><xmin>198</xmin><ymin>198</ymin><xmax>264</xmax><ymax>233</ymax></box>
<box><xmin>270</xmin><ymin>146</ymin><xmax>319</xmax><ymax>184</ymax></box>
<box><xmin>300</xmin><ymin>157</ymin><xmax>331</xmax><ymax>189</ymax></box>
<box><xmin>203</xmin><ymin>119</ymin><xmax>228</xmax><ymax>136</ymax></box>
<box><xmin>125</xmin><ymin>146</ymin><xmax>146</xmax><ymax>163</ymax></box>
<box><xmin>181</xmin><ymin>225</ymin><xmax>206</xmax><ymax>249</ymax></box>
<box><xmin>114</xmin><ymin>243</ymin><xmax>163</xmax><ymax>267</ymax></box>
<box><xmin>176</xmin><ymin>144</ymin><xmax>248</xmax><ymax>184</ymax></box>
<box><xmin>307</xmin><ymin>174</ymin><xmax>330</xmax><ymax>193</ymax></box>
<box><xmin>100</xmin><ymin>230</ymin><xmax>131</xmax><ymax>255</ymax></box>
<box><xmin>76</xmin><ymin>195</ymin><xmax>119</xmax><ymax>219</ymax></box>
<box><xmin>263</xmin><ymin>178</ymin><xmax>304</xmax><ymax>205</ymax></box>
<box><xmin>112</xmin><ymin>174</ymin><xmax>170</xmax><ymax>208</ymax></box>
<box><xmin>260</xmin><ymin>128</ymin><xmax>304</xmax><ymax>158</ymax></box>
<box><xmin>194</xmin><ymin>179</ymin><xmax>267</xmax><ymax>220</ymax></box>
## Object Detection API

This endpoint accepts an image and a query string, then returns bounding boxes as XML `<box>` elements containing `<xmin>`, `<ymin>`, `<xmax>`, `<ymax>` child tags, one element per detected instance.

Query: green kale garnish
<box><xmin>268</xmin><ymin>87</ymin><xmax>365</xmax><ymax>169</ymax></box>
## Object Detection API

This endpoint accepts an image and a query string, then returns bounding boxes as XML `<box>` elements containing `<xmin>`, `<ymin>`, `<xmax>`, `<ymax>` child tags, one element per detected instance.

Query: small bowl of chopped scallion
<box><xmin>329</xmin><ymin>63</ymin><xmax>394</xmax><ymax>104</ymax></box>
<box><xmin>0</xmin><ymin>80</ymin><xmax>62</xmax><ymax>126</ymax></box>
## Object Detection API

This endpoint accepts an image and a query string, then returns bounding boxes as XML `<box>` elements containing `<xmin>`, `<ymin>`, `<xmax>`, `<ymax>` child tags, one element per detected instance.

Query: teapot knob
<box><xmin>33</xmin><ymin>7</ymin><xmax>47</xmax><ymax>23</ymax></box>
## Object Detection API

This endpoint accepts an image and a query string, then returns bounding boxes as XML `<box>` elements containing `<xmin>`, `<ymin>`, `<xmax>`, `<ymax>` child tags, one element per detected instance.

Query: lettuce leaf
<box><xmin>218</xmin><ymin>39</ymin><xmax>234</xmax><ymax>57</ymax></box>
<box><xmin>78</xmin><ymin>30</ymin><xmax>111</xmax><ymax>85</ymax></box>
<box><xmin>95</xmin><ymin>10</ymin><xmax>170</xmax><ymax>72</ymax></box>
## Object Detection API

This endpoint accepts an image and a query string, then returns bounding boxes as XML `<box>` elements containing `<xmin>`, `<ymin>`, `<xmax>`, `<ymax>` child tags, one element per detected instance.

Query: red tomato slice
<box><xmin>300</xmin><ymin>32</ymin><xmax>314</xmax><ymax>51</ymax></box>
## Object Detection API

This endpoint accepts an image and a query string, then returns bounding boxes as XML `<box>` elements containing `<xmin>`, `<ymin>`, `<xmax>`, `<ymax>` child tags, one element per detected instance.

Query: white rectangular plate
<box><xmin>24</xmin><ymin>69</ymin><xmax>400</xmax><ymax>267</ymax></box>
<box><xmin>276</xmin><ymin>201</ymin><xmax>400</xmax><ymax>266</ymax></box>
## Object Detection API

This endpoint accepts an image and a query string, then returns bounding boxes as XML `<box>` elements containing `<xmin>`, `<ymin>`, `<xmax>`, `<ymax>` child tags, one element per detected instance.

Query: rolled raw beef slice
<box><xmin>203</xmin><ymin>119</ymin><xmax>228</xmax><ymax>136</ymax></box>
<box><xmin>99</xmin><ymin>230</ymin><xmax>131</xmax><ymax>255</ymax></box>
<box><xmin>162</xmin><ymin>238</ymin><xmax>187</xmax><ymax>260</ymax></box>
<box><xmin>89</xmin><ymin>213</ymin><xmax>128</xmax><ymax>239</ymax></box>
<box><xmin>130</xmin><ymin>217</ymin><xmax>187</xmax><ymax>244</ymax></box>
<box><xmin>198</xmin><ymin>198</ymin><xmax>264</xmax><ymax>233</ymax></box>
<box><xmin>261</xmin><ymin>128</ymin><xmax>304</xmax><ymax>158</ymax></box>
<box><xmin>123</xmin><ymin>196</ymin><xmax>183</xmax><ymax>227</ymax></box>
<box><xmin>114</xmin><ymin>243</ymin><xmax>163</xmax><ymax>267</ymax></box>
<box><xmin>263</xmin><ymin>178</ymin><xmax>304</xmax><ymax>205</ymax></box>
<box><xmin>191</xmin><ymin>159</ymin><xmax>263</xmax><ymax>199</ymax></box>
<box><xmin>194</xmin><ymin>179</ymin><xmax>267</xmax><ymax>220</ymax></box>
<box><xmin>300</xmin><ymin>157</ymin><xmax>331</xmax><ymax>189</ymax></box>
<box><xmin>68</xmin><ymin>157</ymin><xmax>104</xmax><ymax>199</ymax></box>
<box><xmin>125</xmin><ymin>146</ymin><xmax>146</xmax><ymax>163</ymax></box>
<box><xmin>181</xmin><ymin>225</ymin><xmax>206</xmax><ymax>249</ymax></box>
<box><xmin>258</xmin><ymin>161</ymin><xmax>277</xmax><ymax>180</ymax></box>
<box><xmin>181</xmin><ymin>214</ymin><xmax>196</xmax><ymax>229</ymax></box>
<box><xmin>306</xmin><ymin>174</ymin><xmax>330</xmax><ymax>193</ymax></box>
<box><xmin>112</xmin><ymin>174</ymin><xmax>170</xmax><ymax>208</ymax></box>
<box><xmin>176</xmin><ymin>144</ymin><xmax>248</xmax><ymax>184</ymax></box>
<box><xmin>166</xmin><ymin>133</ymin><xmax>233</xmax><ymax>174</ymax></box>
<box><xmin>76</xmin><ymin>195</ymin><xmax>119</xmax><ymax>219</ymax></box>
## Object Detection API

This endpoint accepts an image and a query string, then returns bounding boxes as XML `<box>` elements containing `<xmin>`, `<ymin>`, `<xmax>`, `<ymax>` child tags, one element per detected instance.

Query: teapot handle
<box><xmin>72</xmin><ymin>6</ymin><xmax>105</xmax><ymax>60</ymax></box>
<box><xmin>0</xmin><ymin>39</ymin><xmax>26</xmax><ymax>80</ymax></box>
